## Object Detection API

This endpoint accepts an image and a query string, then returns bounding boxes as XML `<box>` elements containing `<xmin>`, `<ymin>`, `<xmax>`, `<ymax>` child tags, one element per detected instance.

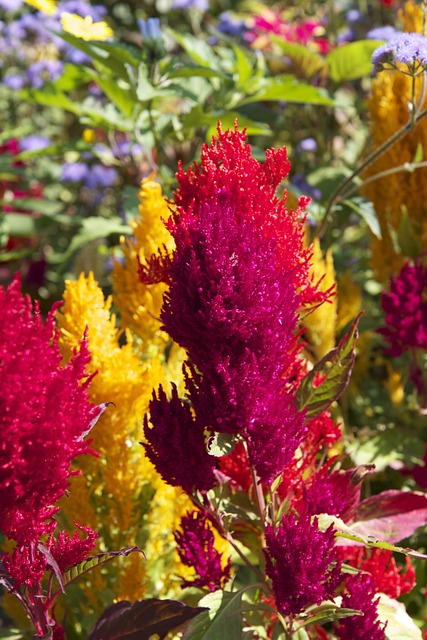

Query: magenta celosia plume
<box><xmin>335</xmin><ymin>574</ymin><xmax>386</xmax><ymax>640</ymax></box>
<box><xmin>378</xmin><ymin>260</ymin><xmax>427</xmax><ymax>357</ymax></box>
<box><xmin>142</xmin><ymin>124</ymin><xmax>325</xmax><ymax>486</ymax></box>
<box><xmin>0</xmin><ymin>275</ymin><xmax>100</xmax><ymax>591</ymax></box>
<box><xmin>264</xmin><ymin>512</ymin><xmax>343</xmax><ymax>616</ymax></box>
<box><xmin>174</xmin><ymin>510</ymin><xmax>231</xmax><ymax>591</ymax></box>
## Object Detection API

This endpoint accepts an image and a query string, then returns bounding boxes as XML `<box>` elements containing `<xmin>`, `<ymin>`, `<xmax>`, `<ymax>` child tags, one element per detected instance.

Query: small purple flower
<box><xmin>264</xmin><ymin>512</ymin><xmax>343</xmax><ymax>616</ymax></box>
<box><xmin>4</xmin><ymin>74</ymin><xmax>25</xmax><ymax>90</ymax></box>
<box><xmin>335</xmin><ymin>574</ymin><xmax>386</xmax><ymax>640</ymax></box>
<box><xmin>174</xmin><ymin>510</ymin><xmax>231</xmax><ymax>591</ymax></box>
<box><xmin>137</xmin><ymin>17</ymin><xmax>161</xmax><ymax>41</ymax></box>
<box><xmin>172</xmin><ymin>0</ymin><xmax>209</xmax><ymax>11</ymax></box>
<box><xmin>217</xmin><ymin>12</ymin><xmax>247</xmax><ymax>37</ymax></box>
<box><xmin>61</xmin><ymin>162</ymin><xmax>89</xmax><ymax>183</ymax></box>
<box><xmin>0</xmin><ymin>0</ymin><xmax>22</xmax><ymax>10</ymax></box>
<box><xmin>85</xmin><ymin>165</ymin><xmax>118</xmax><ymax>189</ymax></box>
<box><xmin>26</xmin><ymin>60</ymin><xmax>63</xmax><ymax>88</ymax></box>
<box><xmin>372</xmin><ymin>32</ymin><xmax>427</xmax><ymax>71</ymax></box>
<box><xmin>367</xmin><ymin>26</ymin><xmax>399</xmax><ymax>41</ymax></box>
<box><xmin>20</xmin><ymin>136</ymin><xmax>51</xmax><ymax>152</ymax></box>
<box><xmin>297</xmin><ymin>137</ymin><xmax>317</xmax><ymax>153</ymax></box>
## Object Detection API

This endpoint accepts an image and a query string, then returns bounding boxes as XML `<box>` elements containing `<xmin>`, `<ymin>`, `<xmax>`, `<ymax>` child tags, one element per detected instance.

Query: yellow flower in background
<box><xmin>55</xmin><ymin>273</ymin><xmax>192</xmax><ymax>622</ymax></box>
<box><xmin>336</xmin><ymin>271</ymin><xmax>362</xmax><ymax>333</ymax></box>
<box><xmin>61</xmin><ymin>12</ymin><xmax>113</xmax><ymax>41</ymax></box>
<box><xmin>112</xmin><ymin>178</ymin><xmax>174</xmax><ymax>347</ymax></box>
<box><xmin>363</xmin><ymin>0</ymin><xmax>427</xmax><ymax>280</ymax></box>
<box><xmin>24</xmin><ymin>0</ymin><xmax>56</xmax><ymax>14</ymax></box>
<box><xmin>302</xmin><ymin>237</ymin><xmax>337</xmax><ymax>362</ymax></box>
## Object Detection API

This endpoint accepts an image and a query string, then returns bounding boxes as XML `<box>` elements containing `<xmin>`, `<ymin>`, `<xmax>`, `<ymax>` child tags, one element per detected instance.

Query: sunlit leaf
<box><xmin>326</xmin><ymin>40</ymin><xmax>384</xmax><ymax>83</ymax></box>
<box><xmin>63</xmin><ymin>546</ymin><xmax>144</xmax><ymax>587</ymax></box>
<box><xmin>377</xmin><ymin>594</ymin><xmax>423</xmax><ymax>640</ymax></box>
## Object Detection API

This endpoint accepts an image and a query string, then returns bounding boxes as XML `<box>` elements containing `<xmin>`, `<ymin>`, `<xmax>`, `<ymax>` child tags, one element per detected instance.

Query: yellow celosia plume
<box><xmin>363</xmin><ymin>1</ymin><xmax>427</xmax><ymax>280</ymax></box>
<box><xmin>112</xmin><ymin>178</ymin><xmax>174</xmax><ymax>348</ymax></box>
<box><xmin>302</xmin><ymin>237</ymin><xmax>337</xmax><ymax>361</ymax></box>
<box><xmin>55</xmin><ymin>273</ymin><xmax>194</xmax><ymax>624</ymax></box>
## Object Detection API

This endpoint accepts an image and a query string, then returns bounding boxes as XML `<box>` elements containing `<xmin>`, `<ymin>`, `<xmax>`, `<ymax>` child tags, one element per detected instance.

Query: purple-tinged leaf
<box><xmin>63</xmin><ymin>546</ymin><xmax>144</xmax><ymax>588</ymax></box>
<box><xmin>351</xmin><ymin>490</ymin><xmax>427</xmax><ymax>543</ymax></box>
<box><xmin>297</xmin><ymin>314</ymin><xmax>361</xmax><ymax>420</ymax></box>
<box><xmin>38</xmin><ymin>543</ymin><xmax>65</xmax><ymax>593</ymax></box>
<box><xmin>87</xmin><ymin>598</ymin><xmax>208</xmax><ymax>640</ymax></box>
<box><xmin>81</xmin><ymin>401</ymin><xmax>114</xmax><ymax>440</ymax></box>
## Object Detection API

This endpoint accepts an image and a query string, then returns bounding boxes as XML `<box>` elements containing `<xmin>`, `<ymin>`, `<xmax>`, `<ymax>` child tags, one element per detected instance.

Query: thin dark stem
<box><xmin>250</xmin><ymin>466</ymin><xmax>266</xmax><ymax>530</ymax></box>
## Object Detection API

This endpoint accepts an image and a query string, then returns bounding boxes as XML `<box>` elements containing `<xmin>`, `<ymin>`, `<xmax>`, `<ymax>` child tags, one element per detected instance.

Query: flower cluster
<box><xmin>264</xmin><ymin>513</ymin><xmax>343</xmax><ymax>616</ymax></box>
<box><xmin>174</xmin><ymin>511</ymin><xmax>231</xmax><ymax>591</ymax></box>
<box><xmin>372</xmin><ymin>32</ymin><xmax>427</xmax><ymax>71</ymax></box>
<box><xmin>142</xmin><ymin>124</ymin><xmax>323</xmax><ymax>487</ymax></box>
<box><xmin>335</xmin><ymin>574</ymin><xmax>386</xmax><ymax>640</ymax></box>
<box><xmin>378</xmin><ymin>260</ymin><xmax>427</xmax><ymax>356</ymax></box>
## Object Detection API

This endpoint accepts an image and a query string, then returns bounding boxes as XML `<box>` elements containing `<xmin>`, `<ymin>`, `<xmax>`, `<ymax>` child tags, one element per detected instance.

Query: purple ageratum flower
<box><xmin>84</xmin><ymin>165</ymin><xmax>118</xmax><ymax>189</ymax></box>
<box><xmin>335</xmin><ymin>574</ymin><xmax>386</xmax><ymax>640</ymax></box>
<box><xmin>57</xmin><ymin>0</ymin><xmax>107</xmax><ymax>20</ymax></box>
<box><xmin>0</xmin><ymin>0</ymin><xmax>23</xmax><ymax>10</ymax></box>
<box><xmin>172</xmin><ymin>0</ymin><xmax>209</xmax><ymax>10</ymax></box>
<box><xmin>61</xmin><ymin>162</ymin><xmax>89</xmax><ymax>183</ymax></box>
<box><xmin>4</xmin><ymin>74</ymin><xmax>25</xmax><ymax>90</ymax></box>
<box><xmin>217</xmin><ymin>12</ymin><xmax>247</xmax><ymax>38</ymax></box>
<box><xmin>377</xmin><ymin>260</ymin><xmax>427</xmax><ymax>357</ymax></box>
<box><xmin>143</xmin><ymin>384</ymin><xmax>216</xmax><ymax>493</ymax></box>
<box><xmin>367</xmin><ymin>26</ymin><xmax>399</xmax><ymax>41</ymax></box>
<box><xmin>174</xmin><ymin>510</ymin><xmax>231</xmax><ymax>591</ymax></box>
<box><xmin>264</xmin><ymin>512</ymin><xmax>343</xmax><ymax>616</ymax></box>
<box><xmin>372</xmin><ymin>32</ymin><xmax>427</xmax><ymax>71</ymax></box>
<box><xmin>26</xmin><ymin>60</ymin><xmax>63</xmax><ymax>88</ymax></box>
<box><xmin>20</xmin><ymin>136</ymin><xmax>51</xmax><ymax>152</ymax></box>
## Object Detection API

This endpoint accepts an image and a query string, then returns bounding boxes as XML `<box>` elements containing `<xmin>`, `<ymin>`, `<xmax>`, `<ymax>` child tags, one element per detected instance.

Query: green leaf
<box><xmin>88</xmin><ymin>599</ymin><xmax>207</xmax><ymax>640</ymax></box>
<box><xmin>240</xmin><ymin>75</ymin><xmax>334</xmax><ymax>106</ymax></box>
<box><xmin>378</xmin><ymin>594</ymin><xmax>423</xmax><ymax>639</ymax></box>
<box><xmin>396</xmin><ymin>207</ymin><xmax>420</xmax><ymax>258</ymax></box>
<box><xmin>326</xmin><ymin>40</ymin><xmax>384</xmax><ymax>83</ymax></box>
<box><xmin>339</xmin><ymin>197</ymin><xmax>381</xmax><ymax>238</ymax></box>
<box><xmin>52</xmin><ymin>62</ymin><xmax>91</xmax><ymax>91</ymax></box>
<box><xmin>297</xmin><ymin>602</ymin><xmax>362</xmax><ymax>628</ymax></box>
<box><xmin>317</xmin><ymin>514</ymin><xmax>427</xmax><ymax>561</ymax></box>
<box><xmin>232</xmin><ymin>44</ymin><xmax>255</xmax><ymax>90</ymax></box>
<box><xmin>297</xmin><ymin>314</ymin><xmax>361</xmax><ymax>420</ymax></box>
<box><xmin>168</xmin><ymin>29</ymin><xmax>221</xmax><ymax>70</ymax></box>
<box><xmin>207</xmin><ymin>433</ymin><xmax>238</xmax><ymax>457</ymax></box>
<box><xmin>184</xmin><ymin>589</ymin><xmax>245</xmax><ymax>640</ymax></box>
<box><xmin>88</xmin><ymin>68</ymin><xmax>135</xmax><ymax>118</ymax></box>
<box><xmin>168</xmin><ymin>64</ymin><xmax>229</xmax><ymax>80</ymax></box>
<box><xmin>0</xmin><ymin>630</ymin><xmax>25</xmax><ymax>639</ymax></box>
<box><xmin>63</xmin><ymin>546</ymin><xmax>144</xmax><ymax>587</ymax></box>
<box><xmin>270</xmin><ymin>37</ymin><xmax>327</xmax><ymax>80</ymax></box>
<box><xmin>59</xmin><ymin>216</ymin><xmax>131</xmax><ymax>264</ymax></box>
<box><xmin>181</xmin><ymin>105</ymin><xmax>271</xmax><ymax>137</ymax></box>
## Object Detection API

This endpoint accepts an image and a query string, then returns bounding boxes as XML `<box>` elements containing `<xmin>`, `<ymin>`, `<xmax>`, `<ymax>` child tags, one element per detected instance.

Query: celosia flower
<box><xmin>338</xmin><ymin>547</ymin><xmax>415</xmax><ymax>599</ymax></box>
<box><xmin>372</xmin><ymin>32</ymin><xmax>427</xmax><ymax>71</ymax></box>
<box><xmin>0</xmin><ymin>276</ymin><xmax>99</xmax><ymax>546</ymax></box>
<box><xmin>143</xmin><ymin>384</ymin><xmax>216</xmax><ymax>493</ymax></box>
<box><xmin>47</xmin><ymin>524</ymin><xmax>98</xmax><ymax>572</ymax></box>
<box><xmin>335</xmin><ymin>574</ymin><xmax>386</xmax><ymax>640</ymax></box>
<box><xmin>378</xmin><ymin>260</ymin><xmax>427</xmax><ymax>356</ymax></box>
<box><xmin>142</xmin><ymin>125</ymin><xmax>313</xmax><ymax>484</ymax></box>
<box><xmin>264</xmin><ymin>512</ymin><xmax>343</xmax><ymax>616</ymax></box>
<box><xmin>60</xmin><ymin>12</ymin><xmax>113</xmax><ymax>41</ymax></box>
<box><xmin>174</xmin><ymin>511</ymin><xmax>231</xmax><ymax>591</ymax></box>
<box><xmin>302</xmin><ymin>468</ymin><xmax>363</xmax><ymax>522</ymax></box>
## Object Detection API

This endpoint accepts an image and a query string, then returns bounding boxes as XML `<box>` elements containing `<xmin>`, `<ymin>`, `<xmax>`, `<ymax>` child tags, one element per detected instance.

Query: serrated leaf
<box><xmin>270</xmin><ymin>37</ymin><xmax>327</xmax><ymax>80</ymax></box>
<box><xmin>88</xmin><ymin>598</ymin><xmax>207</xmax><ymax>640</ymax></box>
<box><xmin>63</xmin><ymin>546</ymin><xmax>144</xmax><ymax>587</ymax></box>
<box><xmin>207</xmin><ymin>432</ymin><xmax>238</xmax><ymax>457</ymax></box>
<box><xmin>297</xmin><ymin>314</ymin><xmax>361</xmax><ymax>420</ymax></box>
<box><xmin>326</xmin><ymin>40</ymin><xmax>384</xmax><ymax>83</ymax></box>
<box><xmin>240</xmin><ymin>75</ymin><xmax>334</xmax><ymax>106</ymax></box>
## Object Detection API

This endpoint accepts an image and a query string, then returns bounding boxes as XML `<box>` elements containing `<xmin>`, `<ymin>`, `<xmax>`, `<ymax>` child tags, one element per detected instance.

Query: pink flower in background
<box><xmin>174</xmin><ymin>511</ymin><xmax>231</xmax><ymax>591</ymax></box>
<box><xmin>378</xmin><ymin>260</ymin><xmax>427</xmax><ymax>357</ymax></box>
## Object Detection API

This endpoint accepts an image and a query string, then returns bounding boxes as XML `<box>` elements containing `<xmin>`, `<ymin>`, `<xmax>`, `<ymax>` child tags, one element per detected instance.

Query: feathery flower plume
<box><xmin>264</xmin><ymin>512</ymin><xmax>343</xmax><ymax>616</ymax></box>
<box><xmin>142</xmin><ymin>123</ymin><xmax>318</xmax><ymax>485</ymax></box>
<box><xmin>174</xmin><ymin>511</ymin><xmax>231</xmax><ymax>591</ymax></box>
<box><xmin>335</xmin><ymin>574</ymin><xmax>386</xmax><ymax>640</ymax></box>
<box><xmin>372</xmin><ymin>32</ymin><xmax>427</xmax><ymax>71</ymax></box>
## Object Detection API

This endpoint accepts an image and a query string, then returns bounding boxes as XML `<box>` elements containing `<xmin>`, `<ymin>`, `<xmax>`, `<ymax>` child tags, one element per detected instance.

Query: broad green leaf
<box><xmin>377</xmin><ymin>594</ymin><xmax>423</xmax><ymax>640</ymax></box>
<box><xmin>184</xmin><ymin>589</ymin><xmax>245</xmax><ymax>640</ymax></box>
<box><xmin>52</xmin><ymin>62</ymin><xmax>91</xmax><ymax>91</ymax></box>
<box><xmin>63</xmin><ymin>546</ymin><xmax>143</xmax><ymax>587</ymax></box>
<box><xmin>346</xmin><ymin>427</ymin><xmax>422</xmax><ymax>472</ymax></box>
<box><xmin>339</xmin><ymin>197</ymin><xmax>381</xmax><ymax>238</ymax></box>
<box><xmin>7</xmin><ymin>198</ymin><xmax>64</xmax><ymax>217</ymax></box>
<box><xmin>88</xmin><ymin>599</ymin><xmax>207</xmax><ymax>640</ymax></box>
<box><xmin>240</xmin><ymin>75</ymin><xmax>334</xmax><ymax>106</ymax></box>
<box><xmin>270</xmin><ymin>37</ymin><xmax>327</xmax><ymax>80</ymax></box>
<box><xmin>317</xmin><ymin>514</ymin><xmax>427</xmax><ymax>560</ymax></box>
<box><xmin>79</xmin><ymin>99</ymin><xmax>133</xmax><ymax>131</ymax></box>
<box><xmin>168</xmin><ymin>64</ymin><xmax>230</xmax><ymax>80</ymax></box>
<box><xmin>297</xmin><ymin>602</ymin><xmax>362</xmax><ymax>628</ymax></box>
<box><xmin>297</xmin><ymin>314</ymin><xmax>361</xmax><ymax>420</ymax></box>
<box><xmin>169</xmin><ymin>29</ymin><xmax>221</xmax><ymax>71</ymax></box>
<box><xmin>89</xmin><ymin>68</ymin><xmax>135</xmax><ymax>118</ymax></box>
<box><xmin>21</xmin><ymin>86</ymin><xmax>80</xmax><ymax>113</ymax></box>
<box><xmin>59</xmin><ymin>216</ymin><xmax>131</xmax><ymax>264</ymax></box>
<box><xmin>0</xmin><ymin>213</ymin><xmax>55</xmax><ymax>237</ymax></box>
<box><xmin>181</xmin><ymin>106</ymin><xmax>271</xmax><ymax>137</ymax></box>
<box><xmin>232</xmin><ymin>44</ymin><xmax>255</xmax><ymax>90</ymax></box>
<box><xmin>326</xmin><ymin>40</ymin><xmax>384</xmax><ymax>83</ymax></box>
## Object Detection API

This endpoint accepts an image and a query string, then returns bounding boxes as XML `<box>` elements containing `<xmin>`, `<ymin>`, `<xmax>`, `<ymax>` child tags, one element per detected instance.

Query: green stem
<box><xmin>316</xmin><ymin>104</ymin><xmax>427</xmax><ymax>239</ymax></box>
<box><xmin>342</xmin><ymin>159</ymin><xmax>427</xmax><ymax>200</ymax></box>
